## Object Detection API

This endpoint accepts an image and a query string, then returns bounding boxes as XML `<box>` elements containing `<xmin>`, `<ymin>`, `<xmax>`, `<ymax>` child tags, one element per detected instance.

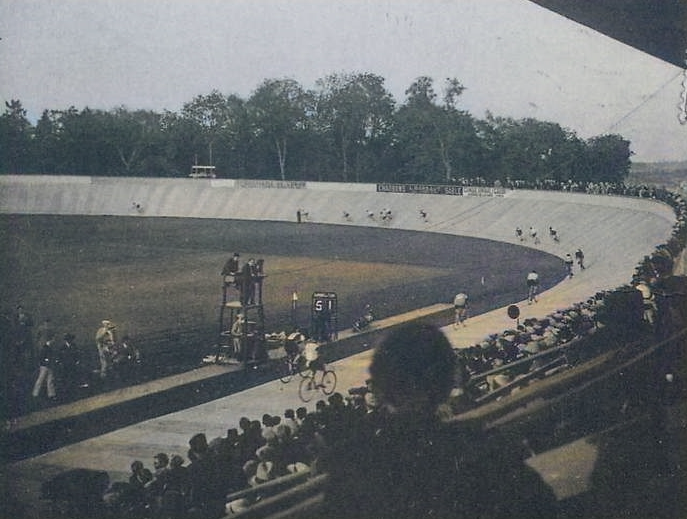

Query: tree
<box><xmin>0</xmin><ymin>100</ymin><xmax>33</xmax><ymax>173</ymax></box>
<box><xmin>160</xmin><ymin>110</ymin><xmax>204</xmax><ymax>176</ymax></box>
<box><xmin>182</xmin><ymin>90</ymin><xmax>232</xmax><ymax>168</ymax></box>
<box><xmin>248</xmin><ymin>79</ymin><xmax>312</xmax><ymax>180</ymax></box>
<box><xmin>315</xmin><ymin>72</ymin><xmax>395</xmax><ymax>182</ymax></box>
<box><xmin>103</xmin><ymin>108</ymin><xmax>164</xmax><ymax>176</ymax></box>
<box><xmin>33</xmin><ymin>110</ymin><xmax>62</xmax><ymax>174</ymax></box>
<box><xmin>49</xmin><ymin>107</ymin><xmax>114</xmax><ymax>176</ymax></box>
<box><xmin>584</xmin><ymin>134</ymin><xmax>632</xmax><ymax>184</ymax></box>
<box><xmin>478</xmin><ymin>115</ymin><xmax>584</xmax><ymax>185</ymax></box>
<box><xmin>393</xmin><ymin>77</ymin><xmax>474</xmax><ymax>183</ymax></box>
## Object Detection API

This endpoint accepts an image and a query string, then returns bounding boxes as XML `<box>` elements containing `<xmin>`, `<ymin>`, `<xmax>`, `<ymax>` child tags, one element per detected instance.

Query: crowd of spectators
<box><xmin>449</xmin><ymin>174</ymin><xmax>684</xmax><ymax>200</ymax></box>
<box><xmin>455</xmin><ymin>297</ymin><xmax>601</xmax><ymax>397</ymax></box>
<box><xmin>88</xmin><ymin>393</ymin><xmax>382</xmax><ymax>517</ymax></box>
<box><xmin>73</xmin><ymin>323</ymin><xmax>559</xmax><ymax>519</ymax></box>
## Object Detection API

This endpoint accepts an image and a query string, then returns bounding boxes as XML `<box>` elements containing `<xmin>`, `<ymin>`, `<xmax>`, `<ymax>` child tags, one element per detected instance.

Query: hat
<box><xmin>63</xmin><ymin>333</ymin><xmax>75</xmax><ymax>341</ymax></box>
<box><xmin>154</xmin><ymin>452</ymin><xmax>169</xmax><ymax>466</ymax></box>
<box><xmin>287</xmin><ymin>461</ymin><xmax>309</xmax><ymax>474</ymax></box>
<box><xmin>102</xmin><ymin>320</ymin><xmax>116</xmax><ymax>329</ymax></box>
<box><xmin>255</xmin><ymin>461</ymin><xmax>274</xmax><ymax>483</ymax></box>
<box><xmin>189</xmin><ymin>432</ymin><xmax>208</xmax><ymax>453</ymax></box>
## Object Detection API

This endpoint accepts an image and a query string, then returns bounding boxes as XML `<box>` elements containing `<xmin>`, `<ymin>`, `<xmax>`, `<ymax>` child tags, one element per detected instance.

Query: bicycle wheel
<box><xmin>278</xmin><ymin>360</ymin><xmax>293</xmax><ymax>384</ymax></box>
<box><xmin>320</xmin><ymin>370</ymin><xmax>337</xmax><ymax>395</ymax></box>
<box><xmin>298</xmin><ymin>376</ymin><xmax>316</xmax><ymax>402</ymax></box>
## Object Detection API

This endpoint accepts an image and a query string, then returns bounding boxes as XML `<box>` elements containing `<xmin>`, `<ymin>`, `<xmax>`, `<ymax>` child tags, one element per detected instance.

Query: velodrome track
<box><xmin>0</xmin><ymin>175</ymin><xmax>676</xmax><ymax>347</ymax></box>
<box><xmin>0</xmin><ymin>176</ymin><xmax>678</xmax><ymax>515</ymax></box>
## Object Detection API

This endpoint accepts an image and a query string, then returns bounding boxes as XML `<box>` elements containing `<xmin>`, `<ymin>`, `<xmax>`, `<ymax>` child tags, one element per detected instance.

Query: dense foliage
<box><xmin>0</xmin><ymin>74</ymin><xmax>631</xmax><ymax>184</ymax></box>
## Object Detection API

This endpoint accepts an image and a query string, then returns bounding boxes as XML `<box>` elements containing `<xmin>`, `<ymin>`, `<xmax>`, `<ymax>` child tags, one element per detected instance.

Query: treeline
<box><xmin>0</xmin><ymin>73</ymin><xmax>631</xmax><ymax>185</ymax></box>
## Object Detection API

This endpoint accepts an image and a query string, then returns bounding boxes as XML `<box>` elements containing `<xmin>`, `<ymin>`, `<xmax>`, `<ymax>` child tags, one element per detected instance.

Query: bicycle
<box><xmin>298</xmin><ymin>368</ymin><xmax>337</xmax><ymax>402</ymax></box>
<box><xmin>278</xmin><ymin>353</ymin><xmax>309</xmax><ymax>383</ymax></box>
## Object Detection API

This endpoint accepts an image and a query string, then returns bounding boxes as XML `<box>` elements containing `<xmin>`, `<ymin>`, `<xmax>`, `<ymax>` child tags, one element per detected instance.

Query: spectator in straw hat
<box><xmin>95</xmin><ymin>320</ymin><xmax>116</xmax><ymax>378</ymax></box>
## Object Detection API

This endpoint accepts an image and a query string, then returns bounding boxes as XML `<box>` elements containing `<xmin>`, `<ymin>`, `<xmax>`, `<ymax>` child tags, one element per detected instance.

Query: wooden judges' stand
<box><xmin>217</xmin><ymin>266</ymin><xmax>268</xmax><ymax>367</ymax></box>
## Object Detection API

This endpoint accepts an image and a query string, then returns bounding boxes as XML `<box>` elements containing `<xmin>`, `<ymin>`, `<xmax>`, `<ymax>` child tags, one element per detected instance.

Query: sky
<box><xmin>1</xmin><ymin>0</ymin><xmax>685</xmax><ymax>163</ymax></box>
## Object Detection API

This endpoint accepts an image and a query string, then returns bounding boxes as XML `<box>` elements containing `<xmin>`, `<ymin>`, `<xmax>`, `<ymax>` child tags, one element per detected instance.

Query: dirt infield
<box><xmin>1</xmin><ymin>214</ymin><xmax>564</xmax><ymax>379</ymax></box>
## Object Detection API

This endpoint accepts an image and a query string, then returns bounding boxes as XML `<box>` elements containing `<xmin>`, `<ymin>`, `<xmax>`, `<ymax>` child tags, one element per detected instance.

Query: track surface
<box><xmin>1</xmin><ymin>214</ymin><xmax>565</xmax><ymax>362</ymax></box>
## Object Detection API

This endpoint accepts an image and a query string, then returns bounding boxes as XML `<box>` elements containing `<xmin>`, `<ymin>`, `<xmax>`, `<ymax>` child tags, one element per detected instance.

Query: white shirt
<box><xmin>304</xmin><ymin>341</ymin><xmax>319</xmax><ymax>362</ymax></box>
<box><xmin>454</xmin><ymin>293</ymin><xmax>468</xmax><ymax>307</ymax></box>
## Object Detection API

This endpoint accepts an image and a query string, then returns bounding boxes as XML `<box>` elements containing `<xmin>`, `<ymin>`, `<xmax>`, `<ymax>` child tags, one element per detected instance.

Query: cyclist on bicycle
<box><xmin>526</xmin><ymin>269</ymin><xmax>540</xmax><ymax>304</ymax></box>
<box><xmin>304</xmin><ymin>340</ymin><xmax>325</xmax><ymax>377</ymax></box>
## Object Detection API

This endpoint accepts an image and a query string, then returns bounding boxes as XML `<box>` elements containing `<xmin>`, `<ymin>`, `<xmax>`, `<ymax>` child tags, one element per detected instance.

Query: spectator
<box><xmin>254</xmin><ymin>437</ymin><xmax>283</xmax><ymax>482</ymax></box>
<box><xmin>261</xmin><ymin>413</ymin><xmax>277</xmax><ymax>443</ymax></box>
<box><xmin>145</xmin><ymin>452</ymin><xmax>171</xmax><ymax>513</ymax></box>
<box><xmin>95</xmin><ymin>320</ymin><xmax>116</xmax><ymax>379</ymax></box>
<box><xmin>158</xmin><ymin>454</ymin><xmax>190</xmax><ymax>519</ymax></box>
<box><xmin>57</xmin><ymin>333</ymin><xmax>86</xmax><ymax>398</ymax></box>
<box><xmin>31</xmin><ymin>332</ymin><xmax>58</xmax><ymax>403</ymax></box>
<box><xmin>129</xmin><ymin>460</ymin><xmax>153</xmax><ymax>490</ymax></box>
<box><xmin>12</xmin><ymin>305</ymin><xmax>35</xmax><ymax>370</ymax></box>
<box><xmin>635</xmin><ymin>280</ymin><xmax>657</xmax><ymax>326</ymax></box>
<box><xmin>110</xmin><ymin>335</ymin><xmax>142</xmax><ymax>383</ymax></box>
<box><xmin>126</xmin><ymin>460</ymin><xmax>153</xmax><ymax>516</ymax></box>
<box><xmin>282</xmin><ymin>408</ymin><xmax>300</xmax><ymax>436</ymax></box>
<box><xmin>295</xmin><ymin>406</ymin><xmax>308</xmax><ymax>426</ymax></box>
<box><xmin>322</xmin><ymin>323</ymin><xmax>557</xmax><ymax>519</ymax></box>
<box><xmin>275</xmin><ymin>424</ymin><xmax>309</xmax><ymax>473</ymax></box>
<box><xmin>35</xmin><ymin>317</ymin><xmax>54</xmax><ymax>356</ymax></box>
<box><xmin>230</xmin><ymin>313</ymin><xmax>244</xmax><ymax>358</ymax></box>
<box><xmin>575</xmin><ymin>248</ymin><xmax>586</xmax><ymax>269</ymax></box>
<box><xmin>362</xmin><ymin>378</ymin><xmax>379</xmax><ymax>412</ymax></box>
<box><xmin>186</xmin><ymin>433</ymin><xmax>225</xmax><ymax>519</ymax></box>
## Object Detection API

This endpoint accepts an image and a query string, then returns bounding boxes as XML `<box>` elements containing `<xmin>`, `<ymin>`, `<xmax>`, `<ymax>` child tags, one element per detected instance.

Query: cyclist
<box><xmin>453</xmin><ymin>292</ymin><xmax>469</xmax><ymax>328</ymax></box>
<box><xmin>282</xmin><ymin>329</ymin><xmax>307</xmax><ymax>376</ymax></box>
<box><xmin>564</xmin><ymin>253</ymin><xmax>574</xmax><ymax>278</ymax></box>
<box><xmin>284</xmin><ymin>330</ymin><xmax>305</xmax><ymax>360</ymax></box>
<box><xmin>304</xmin><ymin>340</ymin><xmax>325</xmax><ymax>378</ymax></box>
<box><xmin>526</xmin><ymin>269</ymin><xmax>540</xmax><ymax>304</ymax></box>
